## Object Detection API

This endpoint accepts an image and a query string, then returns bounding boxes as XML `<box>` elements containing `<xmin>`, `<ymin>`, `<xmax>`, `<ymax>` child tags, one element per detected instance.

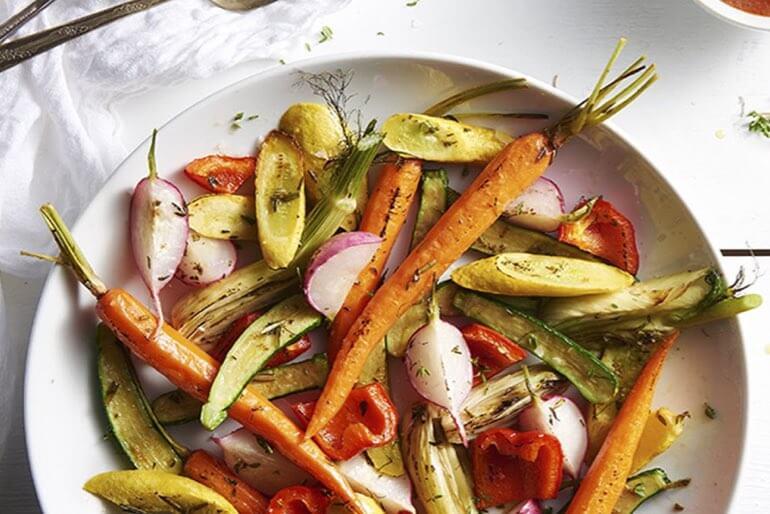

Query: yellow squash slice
<box><xmin>188</xmin><ymin>194</ymin><xmax>257</xmax><ymax>240</ymax></box>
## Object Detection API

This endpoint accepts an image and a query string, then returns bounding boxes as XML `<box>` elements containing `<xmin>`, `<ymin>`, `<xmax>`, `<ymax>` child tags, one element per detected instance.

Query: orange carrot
<box><xmin>184</xmin><ymin>449</ymin><xmax>269</xmax><ymax>514</ymax></box>
<box><xmin>37</xmin><ymin>205</ymin><xmax>364</xmax><ymax>514</ymax></box>
<box><xmin>565</xmin><ymin>331</ymin><xmax>679</xmax><ymax>514</ymax></box>
<box><xmin>305</xmin><ymin>40</ymin><xmax>657</xmax><ymax>438</ymax></box>
<box><xmin>328</xmin><ymin>159</ymin><xmax>422</xmax><ymax>361</ymax></box>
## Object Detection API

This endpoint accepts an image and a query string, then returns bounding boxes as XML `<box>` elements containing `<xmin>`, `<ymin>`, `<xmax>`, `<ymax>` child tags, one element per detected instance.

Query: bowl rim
<box><xmin>23</xmin><ymin>50</ymin><xmax>750</xmax><ymax>513</ymax></box>
<box><xmin>692</xmin><ymin>0</ymin><xmax>770</xmax><ymax>31</ymax></box>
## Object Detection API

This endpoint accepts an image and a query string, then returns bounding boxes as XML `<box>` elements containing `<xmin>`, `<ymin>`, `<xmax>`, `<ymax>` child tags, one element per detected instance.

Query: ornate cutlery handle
<box><xmin>0</xmin><ymin>0</ymin><xmax>59</xmax><ymax>44</ymax></box>
<box><xmin>0</xmin><ymin>0</ymin><xmax>170</xmax><ymax>73</ymax></box>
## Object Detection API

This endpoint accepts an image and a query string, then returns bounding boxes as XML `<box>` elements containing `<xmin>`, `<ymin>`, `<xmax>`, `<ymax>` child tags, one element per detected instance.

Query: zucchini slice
<box><xmin>452</xmin><ymin>252</ymin><xmax>634</xmax><ymax>297</ymax></box>
<box><xmin>404</xmin><ymin>404</ymin><xmax>479</xmax><ymax>514</ymax></box>
<box><xmin>152</xmin><ymin>354</ymin><xmax>330</xmax><ymax>425</ymax></box>
<box><xmin>188</xmin><ymin>194</ymin><xmax>257</xmax><ymax>241</ymax></box>
<box><xmin>453</xmin><ymin>290</ymin><xmax>618</xmax><ymax>403</ymax></box>
<box><xmin>613</xmin><ymin>468</ymin><xmax>690</xmax><ymax>514</ymax></box>
<box><xmin>255</xmin><ymin>131</ymin><xmax>306</xmax><ymax>269</ymax></box>
<box><xmin>201</xmin><ymin>295</ymin><xmax>323</xmax><ymax>430</ymax></box>
<box><xmin>96</xmin><ymin>324</ymin><xmax>183</xmax><ymax>473</ymax></box>
<box><xmin>383</xmin><ymin>113</ymin><xmax>511</xmax><ymax>163</ymax></box>
<box><xmin>84</xmin><ymin>469</ymin><xmax>237</xmax><ymax>514</ymax></box>
<box><xmin>411</xmin><ymin>169</ymin><xmax>448</xmax><ymax>248</ymax></box>
<box><xmin>632</xmin><ymin>407</ymin><xmax>688</xmax><ymax>472</ymax></box>
<box><xmin>441</xmin><ymin>365</ymin><xmax>565</xmax><ymax>444</ymax></box>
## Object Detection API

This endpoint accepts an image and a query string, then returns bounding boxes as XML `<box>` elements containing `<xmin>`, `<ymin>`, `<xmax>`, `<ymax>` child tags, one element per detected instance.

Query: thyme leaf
<box><xmin>748</xmin><ymin>110</ymin><xmax>770</xmax><ymax>138</ymax></box>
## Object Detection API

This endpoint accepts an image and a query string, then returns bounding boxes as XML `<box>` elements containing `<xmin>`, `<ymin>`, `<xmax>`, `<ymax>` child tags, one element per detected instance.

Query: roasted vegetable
<box><xmin>411</xmin><ymin>169</ymin><xmax>448</xmax><ymax>247</ymax></box>
<box><xmin>201</xmin><ymin>295</ymin><xmax>323</xmax><ymax>430</ymax></box>
<box><xmin>452</xmin><ymin>252</ymin><xmax>634</xmax><ymax>297</ymax></box>
<box><xmin>152</xmin><ymin>354</ymin><xmax>330</xmax><ymax>425</ymax></box>
<box><xmin>440</xmin><ymin>365</ymin><xmax>566</xmax><ymax>444</ymax></box>
<box><xmin>337</xmin><ymin>455</ymin><xmax>415</xmax><ymax>513</ymax></box>
<box><xmin>462</xmin><ymin>323</ymin><xmax>527</xmax><ymax>385</ymax></box>
<box><xmin>97</xmin><ymin>324</ymin><xmax>183</xmax><ymax>472</ymax></box>
<box><xmin>327</xmin><ymin>494</ymin><xmax>386</xmax><ymax>514</ymax></box>
<box><xmin>267</xmin><ymin>485</ymin><xmax>329</xmax><ymax>514</ymax></box>
<box><xmin>453</xmin><ymin>290</ymin><xmax>618</xmax><ymax>403</ymax></box>
<box><xmin>188</xmin><ymin>193</ymin><xmax>258</xmax><ymax>241</ymax></box>
<box><xmin>185</xmin><ymin>155</ymin><xmax>256</xmax><ymax>194</ymax></box>
<box><xmin>83</xmin><ymin>470</ymin><xmax>237</xmax><ymax>514</ymax></box>
<box><xmin>632</xmin><ymin>408</ymin><xmax>688</xmax><ymax>472</ymax></box>
<box><xmin>255</xmin><ymin>131</ymin><xmax>306</xmax><ymax>269</ymax></box>
<box><xmin>613</xmin><ymin>468</ymin><xmax>690</xmax><ymax>514</ymax></box>
<box><xmin>172</xmin><ymin>130</ymin><xmax>382</xmax><ymax>347</ymax></box>
<box><xmin>382</xmin><ymin>113</ymin><xmax>512</xmax><ymax>163</ymax></box>
<box><xmin>176</xmin><ymin>232</ymin><xmax>237</xmax><ymax>287</ymax></box>
<box><xmin>404</xmin><ymin>404</ymin><xmax>479</xmax><ymax>514</ymax></box>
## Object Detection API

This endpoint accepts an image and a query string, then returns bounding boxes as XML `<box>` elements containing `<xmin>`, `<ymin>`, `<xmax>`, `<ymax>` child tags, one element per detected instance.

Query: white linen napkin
<box><xmin>0</xmin><ymin>0</ymin><xmax>348</xmax><ymax>466</ymax></box>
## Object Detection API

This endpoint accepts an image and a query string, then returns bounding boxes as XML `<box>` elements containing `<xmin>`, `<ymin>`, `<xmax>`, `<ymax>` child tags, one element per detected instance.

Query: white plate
<box><xmin>25</xmin><ymin>53</ymin><xmax>747</xmax><ymax>513</ymax></box>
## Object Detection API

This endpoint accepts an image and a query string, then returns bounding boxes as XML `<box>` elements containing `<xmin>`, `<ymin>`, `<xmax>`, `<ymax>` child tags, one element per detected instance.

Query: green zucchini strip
<box><xmin>613</xmin><ymin>468</ymin><xmax>690</xmax><ymax>514</ymax></box>
<box><xmin>97</xmin><ymin>324</ymin><xmax>183</xmax><ymax>472</ymax></box>
<box><xmin>453</xmin><ymin>290</ymin><xmax>618</xmax><ymax>403</ymax></box>
<box><xmin>201</xmin><ymin>295</ymin><xmax>323</xmax><ymax>430</ymax></box>
<box><xmin>411</xmin><ymin>169</ymin><xmax>448</xmax><ymax>248</ymax></box>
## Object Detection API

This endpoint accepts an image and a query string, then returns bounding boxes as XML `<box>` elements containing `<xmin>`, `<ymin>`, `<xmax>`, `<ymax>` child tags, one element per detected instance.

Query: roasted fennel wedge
<box><xmin>383</xmin><ymin>113</ymin><xmax>512</xmax><ymax>163</ymax></box>
<box><xmin>96</xmin><ymin>324</ymin><xmax>183</xmax><ymax>473</ymax></box>
<box><xmin>84</xmin><ymin>470</ymin><xmax>237</xmax><ymax>514</ymax></box>
<box><xmin>255</xmin><ymin>130</ymin><xmax>306</xmax><ymax>269</ymax></box>
<box><xmin>201</xmin><ymin>294</ymin><xmax>322</xmax><ymax>430</ymax></box>
<box><xmin>439</xmin><ymin>364</ymin><xmax>565</xmax><ymax>444</ymax></box>
<box><xmin>188</xmin><ymin>193</ymin><xmax>257</xmax><ymax>241</ymax></box>
<box><xmin>404</xmin><ymin>404</ymin><xmax>478</xmax><ymax>514</ymax></box>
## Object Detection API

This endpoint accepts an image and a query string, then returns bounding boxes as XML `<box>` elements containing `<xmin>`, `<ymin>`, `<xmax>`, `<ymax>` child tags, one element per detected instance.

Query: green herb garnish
<box><xmin>319</xmin><ymin>26</ymin><xmax>333</xmax><ymax>43</ymax></box>
<box><xmin>704</xmin><ymin>402</ymin><xmax>717</xmax><ymax>420</ymax></box>
<box><xmin>748</xmin><ymin>111</ymin><xmax>770</xmax><ymax>138</ymax></box>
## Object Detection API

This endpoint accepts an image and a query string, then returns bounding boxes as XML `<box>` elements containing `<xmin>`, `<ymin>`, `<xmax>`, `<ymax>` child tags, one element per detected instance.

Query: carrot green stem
<box><xmin>423</xmin><ymin>78</ymin><xmax>528</xmax><ymax>117</ymax></box>
<box><xmin>20</xmin><ymin>250</ymin><xmax>64</xmax><ymax>265</ymax></box>
<box><xmin>147</xmin><ymin>129</ymin><xmax>158</xmax><ymax>180</ymax></box>
<box><xmin>38</xmin><ymin>204</ymin><xmax>107</xmax><ymax>297</ymax></box>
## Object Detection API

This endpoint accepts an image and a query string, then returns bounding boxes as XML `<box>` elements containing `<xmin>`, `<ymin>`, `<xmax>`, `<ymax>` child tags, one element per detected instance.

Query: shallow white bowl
<box><xmin>693</xmin><ymin>0</ymin><xmax>770</xmax><ymax>31</ymax></box>
<box><xmin>24</xmin><ymin>52</ymin><xmax>748</xmax><ymax>513</ymax></box>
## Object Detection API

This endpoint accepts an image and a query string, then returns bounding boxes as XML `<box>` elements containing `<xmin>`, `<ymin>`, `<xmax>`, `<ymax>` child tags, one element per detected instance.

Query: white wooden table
<box><xmin>2</xmin><ymin>0</ymin><xmax>769</xmax><ymax>511</ymax></box>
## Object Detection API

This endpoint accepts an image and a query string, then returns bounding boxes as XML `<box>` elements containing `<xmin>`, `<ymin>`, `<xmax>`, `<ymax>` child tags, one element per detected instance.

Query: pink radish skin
<box><xmin>129</xmin><ymin>130</ymin><xmax>188</xmax><ymax>336</ymax></box>
<box><xmin>338</xmin><ymin>455</ymin><xmax>416</xmax><ymax>514</ymax></box>
<box><xmin>503</xmin><ymin>177</ymin><xmax>565</xmax><ymax>232</ymax></box>
<box><xmin>509</xmin><ymin>500</ymin><xmax>542</xmax><ymax>514</ymax></box>
<box><xmin>405</xmin><ymin>295</ymin><xmax>473</xmax><ymax>446</ymax></box>
<box><xmin>518</xmin><ymin>394</ymin><xmax>587</xmax><ymax>478</ymax></box>
<box><xmin>304</xmin><ymin>231</ymin><xmax>382</xmax><ymax>319</ymax></box>
<box><xmin>214</xmin><ymin>427</ymin><xmax>313</xmax><ymax>495</ymax></box>
<box><xmin>175</xmin><ymin>232</ymin><xmax>236</xmax><ymax>286</ymax></box>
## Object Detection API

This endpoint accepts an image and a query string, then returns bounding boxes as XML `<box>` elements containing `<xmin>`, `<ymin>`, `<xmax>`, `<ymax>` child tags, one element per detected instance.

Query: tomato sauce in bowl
<box><xmin>723</xmin><ymin>0</ymin><xmax>770</xmax><ymax>15</ymax></box>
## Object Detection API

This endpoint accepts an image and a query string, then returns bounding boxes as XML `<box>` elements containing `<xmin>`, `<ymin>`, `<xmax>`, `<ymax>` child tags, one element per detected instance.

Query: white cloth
<box><xmin>0</xmin><ymin>0</ymin><xmax>347</xmax><ymax>466</ymax></box>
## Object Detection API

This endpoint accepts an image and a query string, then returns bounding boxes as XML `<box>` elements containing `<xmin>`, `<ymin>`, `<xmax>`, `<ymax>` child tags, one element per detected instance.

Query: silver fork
<box><xmin>0</xmin><ymin>0</ymin><xmax>277</xmax><ymax>74</ymax></box>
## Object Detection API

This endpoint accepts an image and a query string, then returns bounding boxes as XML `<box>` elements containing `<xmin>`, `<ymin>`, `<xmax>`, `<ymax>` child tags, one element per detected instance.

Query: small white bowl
<box><xmin>693</xmin><ymin>0</ymin><xmax>770</xmax><ymax>31</ymax></box>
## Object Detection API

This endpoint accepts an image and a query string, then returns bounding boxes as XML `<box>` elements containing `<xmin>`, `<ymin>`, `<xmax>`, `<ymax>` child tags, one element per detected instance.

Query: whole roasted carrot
<box><xmin>306</xmin><ymin>39</ymin><xmax>658</xmax><ymax>438</ymax></box>
<box><xmin>328</xmin><ymin>159</ymin><xmax>422</xmax><ymax>361</ymax></box>
<box><xmin>37</xmin><ymin>205</ymin><xmax>364</xmax><ymax>514</ymax></box>
<box><xmin>184</xmin><ymin>449</ymin><xmax>269</xmax><ymax>514</ymax></box>
<box><xmin>565</xmin><ymin>331</ymin><xmax>679</xmax><ymax>514</ymax></box>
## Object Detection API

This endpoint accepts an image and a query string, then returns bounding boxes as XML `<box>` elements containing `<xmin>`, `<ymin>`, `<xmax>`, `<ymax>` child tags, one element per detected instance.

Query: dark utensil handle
<box><xmin>0</xmin><ymin>0</ymin><xmax>59</xmax><ymax>44</ymax></box>
<box><xmin>0</xmin><ymin>0</ymin><xmax>170</xmax><ymax>73</ymax></box>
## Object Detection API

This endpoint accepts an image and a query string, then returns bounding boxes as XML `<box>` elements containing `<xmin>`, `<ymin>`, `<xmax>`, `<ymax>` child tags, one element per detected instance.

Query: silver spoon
<box><xmin>0</xmin><ymin>0</ymin><xmax>277</xmax><ymax>73</ymax></box>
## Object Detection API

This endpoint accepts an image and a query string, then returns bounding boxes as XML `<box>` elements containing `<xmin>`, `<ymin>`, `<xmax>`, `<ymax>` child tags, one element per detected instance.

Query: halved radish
<box><xmin>405</xmin><ymin>291</ymin><xmax>473</xmax><ymax>446</ymax></box>
<box><xmin>175</xmin><ymin>232</ymin><xmax>236</xmax><ymax>286</ymax></box>
<box><xmin>518</xmin><ymin>394</ymin><xmax>587</xmax><ymax>478</ymax></box>
<box><xmin>337</xmin><ymin>455</ymin><xmax>416</xmax><ymax>514</ymax></box>
<box><xmin>502</xmin><ymin>177</ymin><xmax>564</xmax><ymax>232</ymax></box>
<box><xmin>214</xmin><ymin>427</ymin><xmax>312</xmax><ymax>495</ymax></box>
<box><xmin>129</xmin><ymin>130</ymin><xmax>188</xmax><ymax>336</ymax></box>
<box><xmin>509</xmin><ymin>500</ymin><xmax>542</xmax><ymax>514</ymax></box>
<box><xmin>304</xmin><ymin>231</ymin><xmax>382</xmax><ymax>319</ymax></box>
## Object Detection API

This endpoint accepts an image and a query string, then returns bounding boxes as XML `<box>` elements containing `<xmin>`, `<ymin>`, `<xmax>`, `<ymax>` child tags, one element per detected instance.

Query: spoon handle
<box><xmin>0</xmin><ymin>0</ymin><xmax>59</xmax><ymax>44</ymax></box>
<box><xmin>0</xmin><ymin>0</ymin><xmax>170</xmax><ymax>73</ymax></box>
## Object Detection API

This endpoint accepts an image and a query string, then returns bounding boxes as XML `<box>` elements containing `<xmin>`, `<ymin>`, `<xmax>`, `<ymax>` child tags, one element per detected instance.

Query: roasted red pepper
<box><xmin>558</xmin><ymin>198</ymin><xmax>639</xmax><ymax>275</ymax></box>
<box><xmin>471</xmin><ymin>429</ymin><xmax>564</xmax><ymax>508</ymax></box>
<box><xmin>209</xmin><ymin>311</ymin><xmax>310</xmax><ymax>367</ymax></box>
<box><xmin>291</xmin><ymin>382</ymin><xmax>398</xmax><ymax>461</ymax></box>
<box><xmin>267</xmin><ymin>485</ymin><xmax>330</xmax><ymax>514</ymax></box>
<box><xmin>185</xmin><ymin>155</ymin><xmax>256</xmax><ymax>194</ymax></box>
<box><xmin>462</xmin><ymin>323</ymin><xmax>527</xmax><ymax>385</ymax></box>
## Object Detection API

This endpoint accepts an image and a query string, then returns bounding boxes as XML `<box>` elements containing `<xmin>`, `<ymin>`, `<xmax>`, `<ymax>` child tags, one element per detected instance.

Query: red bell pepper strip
<box><xmin>471</xmin><ymin>429</ymin><xmax>564</xmax><ymax>508</ymax></box>
<box><xmin>185</xmin><ymin>155</ymin><xmax>256</xmax><ymax>194</ymax></box>
<box><xmin>291</xmin><ymin>382</ymin><xmax>399</xmax><ymax>461</ymax></box>
<box><xmin>558</xmin><ymin>198</ymin><xmax>639</xmax><ymax>275</ymax></box>
<box><xmin>209</xmin><ymin>311</ymin><xmax>311</xmax><ymax>367</ymax></box>
<box><xmin>267</xmin><ymin>485</ymin><xmax>330</xmax><ymax>514</ymax></box>
<box><xmin>462</xmin><ymin>323</ymin><xmax>527</xmax><ymax>385</ymax></box>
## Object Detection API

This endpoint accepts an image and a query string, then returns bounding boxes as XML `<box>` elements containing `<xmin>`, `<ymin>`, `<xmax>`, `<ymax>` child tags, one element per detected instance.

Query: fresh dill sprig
<box><xmin>748</xmin><ymin>110</ymin><xmax>770</xmax><ymax>138</ymax></box>
<box><xmin>319</xmin><ymin>26</ymin><xmax>333</xmax><ymax>43</ymax></box>
<box><xmin>294</xmin><ymin>68</ymin><xmax>362</xmax><ymax>147</ymax></box>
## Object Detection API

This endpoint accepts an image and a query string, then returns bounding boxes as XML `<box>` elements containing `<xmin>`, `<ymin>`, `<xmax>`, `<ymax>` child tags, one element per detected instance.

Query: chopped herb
<box><xmin>406</xmin><ymin>0</ymin><xmax>419</xmax><ymax>5</ymax></box>
<box><xmin>416</xmin><ymin>366</ymin><xmax>431</xmax><ymax>377</ymax></box>
<box><xmin>748</xmin><ymin>111</ymin><xmax>770</xmax><ymax>138</ymax></box>
<box><xmin>451</xmin><ymin>345</ymin><xmax>462</xmax><ymax>354</ymax></box>
<box><xmin>246</xmin><ymin>114</ymin><xmax>259</xmax><ymax>121</ymax></box>
<box><xmin>376</xmin><ymin>31</ymin><xmax>385</xmax><ymax>36</ymax></box>
<box><xmin>704</xmin><ymin>402</ymin><xmax>717</xmax><ymax>420</ymax></box>
<box><xmin>270</xmin><ymin>190</ymin><xmax>300</xmax><ymax>212</ymax></box>
<box><xmin>304</xmin><ymin>42</ymin><xmax>312</xmax><ymax>52</ymax></box>
<box><xmin>319</xmin><ymin>26</ymin><xmax>333</xmax><ymax>43</ymax></box>
<box><xmin>673</xmin><ymin>503</ymin><xmax>685</xmax><ymax>511</ymax></box>
<box><xmin>255</xmin><ymin>435</ymin><xmax>274</xmax><ymax>454</ymax></box>
<box><xmin>240</xmin><ymin>214</ymin><xmax>256</xmax><ymax>225</ymax></box>
<box><xmin>279</xmin><ymin>59</ymin><xmax>286</xmax><ymax>65</ymax></box>
<box><xmin>232</xmin><ymin>112</ymin><xmax>244</xmax><ymax>122</ymax></box>
<box><xmin>633</xmin><ymin>483</ymin><xmax>646</xmax><ymax>497</ymax></box>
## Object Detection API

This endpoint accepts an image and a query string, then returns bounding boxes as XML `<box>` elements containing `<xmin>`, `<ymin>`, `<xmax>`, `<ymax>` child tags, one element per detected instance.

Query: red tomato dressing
<box><xmin>724</xmin><ymin>0</ymin><xmax>770</xmax><ymax>16</ymax></box>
